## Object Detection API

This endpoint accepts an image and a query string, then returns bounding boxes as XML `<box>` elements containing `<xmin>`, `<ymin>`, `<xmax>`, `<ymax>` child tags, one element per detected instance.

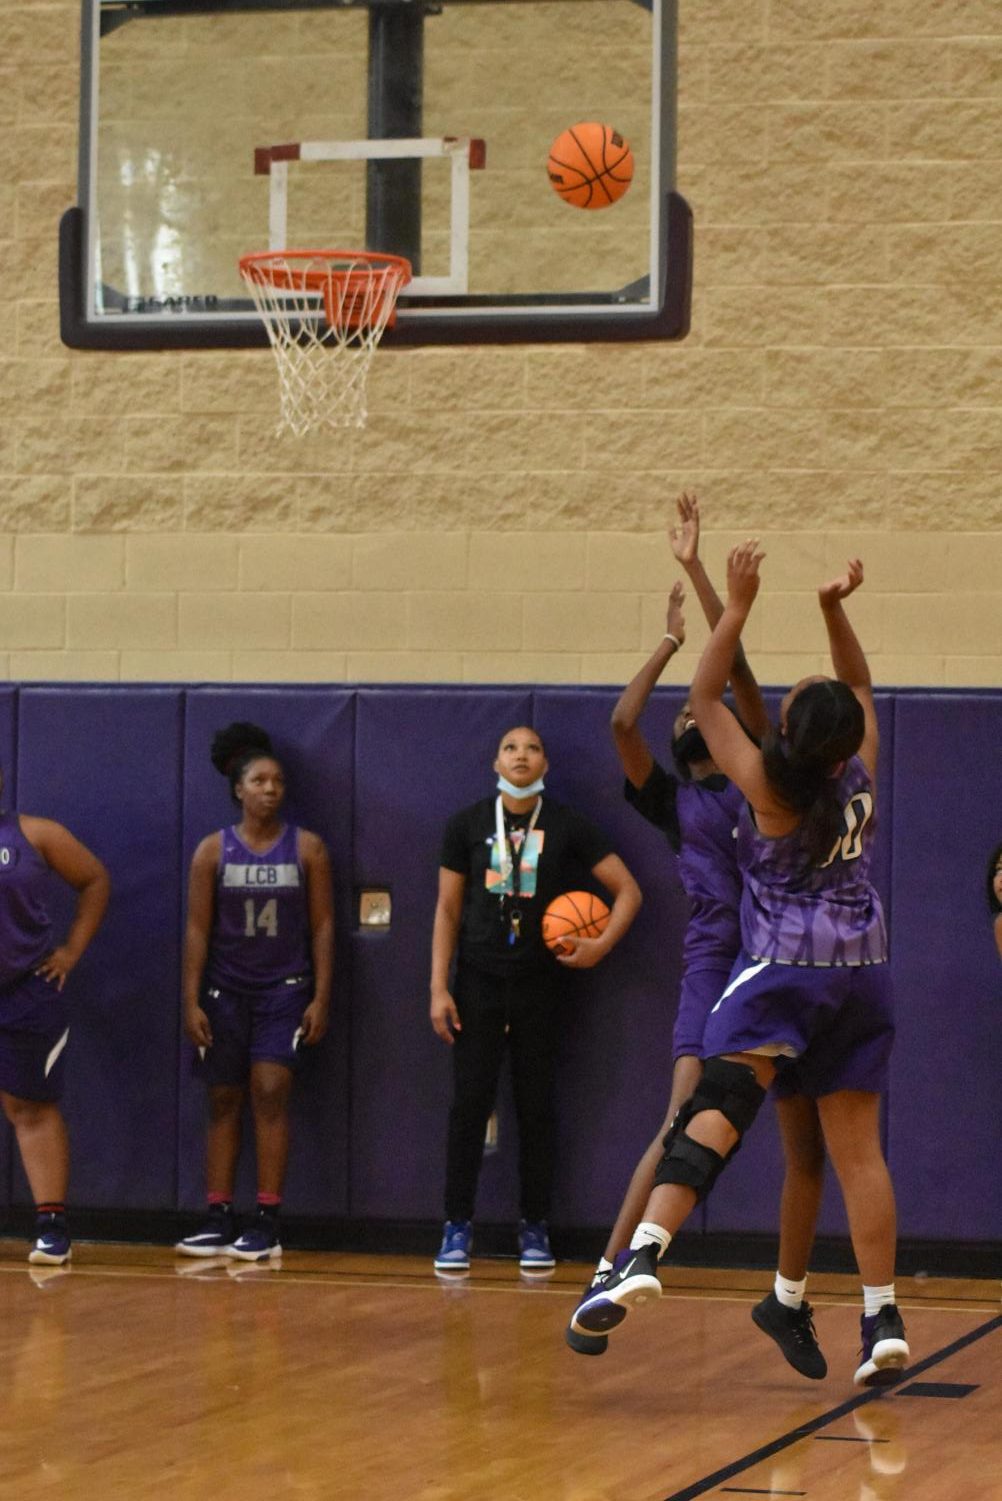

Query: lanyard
<box><xmin>494</xmin><ymin>794</ymin><xmax>542</xmax><ymax>890</ymax></box>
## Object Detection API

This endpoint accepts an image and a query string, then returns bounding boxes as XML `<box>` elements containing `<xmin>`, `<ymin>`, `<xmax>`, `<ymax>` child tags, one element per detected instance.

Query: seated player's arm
<box><xmin>995</xmin><ymin>911</ymin><xmax>1002</xmax><ymax>963</ymax></box>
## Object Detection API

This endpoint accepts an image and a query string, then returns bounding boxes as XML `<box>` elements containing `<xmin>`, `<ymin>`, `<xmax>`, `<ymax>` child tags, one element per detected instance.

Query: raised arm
<box><xmin>610</xmin><ymin>581</ymin><xmax>685</xmax><ymax>788</ymax></box>
<box><xmin>818</xmin><ymin>558</ymin><xmax>878</xmax><ymax>779</ymax></box>
<box><xmin>670</xmin><ymin>492</ymin><xmax>770</xmax><ymax>742</ymax></box>
<box><xmin>689</xmin><ymin>541</ymin><xmax>785</xmax><ymax>821</ymax></box>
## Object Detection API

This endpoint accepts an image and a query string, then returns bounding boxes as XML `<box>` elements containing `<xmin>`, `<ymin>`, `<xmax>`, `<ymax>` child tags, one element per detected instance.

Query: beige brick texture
<box><xmin>0</xmin><ymin>1</ymin><xmax>999</xmax><ymax>687</ymax></box>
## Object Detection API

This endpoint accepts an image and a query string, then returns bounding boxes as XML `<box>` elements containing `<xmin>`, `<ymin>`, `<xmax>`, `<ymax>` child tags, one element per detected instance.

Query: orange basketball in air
<box><xmin>547</xmin><ymin>122</ymin><xmax>634</xmax><ymax>209</ymax></box>
<box><xmin>542</xmin><ymin>891</ymin><xmax>611</xmax><ymax>953</ymax></box>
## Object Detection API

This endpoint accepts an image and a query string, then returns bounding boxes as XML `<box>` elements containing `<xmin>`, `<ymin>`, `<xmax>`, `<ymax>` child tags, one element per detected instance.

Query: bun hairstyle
<box><xmin>210</xmin><ymin>722</ymin><xmax>277</xmax><ymax>802</ymax></box>
<box><xmin>761</xmin><ymin>680</ymin><xmax>865</xmax><ymax>866</ymax></box>
<box><xmin>988</xmin><ymin>842</ymin><xmax>1002</xmax><ymax>917</ymax></box>
<box><xmin>496</xmin><ymin>724</ymin><xmax>546</xmax><ymax>756</ymax></box>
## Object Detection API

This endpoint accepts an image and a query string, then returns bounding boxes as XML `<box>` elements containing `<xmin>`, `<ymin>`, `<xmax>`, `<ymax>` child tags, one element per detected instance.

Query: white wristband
<box><xmin>663</xmin><ymin>633</ymin><xmax>682</xmax><ymax>651</ymax></box>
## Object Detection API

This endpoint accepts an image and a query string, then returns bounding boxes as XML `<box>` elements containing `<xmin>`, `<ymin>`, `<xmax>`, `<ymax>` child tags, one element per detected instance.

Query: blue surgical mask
<box><xmin>497</xmin><ymin>775</ymin><xmax>545</xmax><ymax>797</ymax></box>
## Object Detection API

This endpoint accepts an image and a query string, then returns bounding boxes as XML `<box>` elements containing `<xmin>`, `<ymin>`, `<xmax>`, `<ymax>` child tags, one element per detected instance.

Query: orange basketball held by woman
<box><xmin>547</xmin><ymin>121</ymin><xmax>634</xmax><ymax>209</ymax></box>
<box><xmin>542</xmin><ymin>890</ymin><xmax>611</xmax><ymax>954</ymax></box>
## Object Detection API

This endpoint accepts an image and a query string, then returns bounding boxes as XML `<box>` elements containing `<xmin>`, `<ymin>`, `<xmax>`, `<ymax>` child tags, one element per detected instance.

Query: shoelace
<box><xmin>790</xmin><ymin>1303</ymin><xmax>820</xmax><ymax>1347</ymax></box>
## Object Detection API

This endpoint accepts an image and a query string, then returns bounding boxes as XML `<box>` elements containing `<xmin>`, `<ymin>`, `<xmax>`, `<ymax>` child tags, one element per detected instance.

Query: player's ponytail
<box><xmin>762</xmin><ymin>680</ymin><xmax>864</xmax><ymax>866</ymax></box>
<box><xmin>210</xmin><ymin>722</ymin><xmax>276</xmax><ymax>801</ymax></box>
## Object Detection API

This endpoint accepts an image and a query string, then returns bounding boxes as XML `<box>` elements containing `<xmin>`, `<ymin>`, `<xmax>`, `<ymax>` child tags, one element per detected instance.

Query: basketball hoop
<box><xmin>238</xmin><ymin>250</ymin><xmax>412</xmax><ymax>436</ymax></box>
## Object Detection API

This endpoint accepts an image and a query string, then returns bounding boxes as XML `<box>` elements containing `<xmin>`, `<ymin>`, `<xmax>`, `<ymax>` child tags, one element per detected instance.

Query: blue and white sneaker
<box><xmin>28</xmin><ymin>1214</ymin><xmax>72</xmax><ymax>1266</ymax></box>
<box><xmin>434</xmin><ymin>1220</ymin><xmax>472</xmax><ymax>1271</ymax></box>
<box><xmin>518</xmin><ymin>1220</ymin><xmax>555</xmax><ymax>1270</ymax></box>
<box><xmin>853</xmin><ymin>1304</ymin><xmax>909</xmax><ymax>1387</ymax></box>
<box><xmin>569</xmin><ymin>1244</ymin><xmax>661</xmax><ymax>1337</ymax></box>
<box><xmin>227</xmin><ymin>1213</ymin><xmax>282</xmax><ymax>1262</ymax></box>
<box><xmin>175</xmin><ymin>1205</ymin><xmax>235</xmax><ymax>1257</ymax></box>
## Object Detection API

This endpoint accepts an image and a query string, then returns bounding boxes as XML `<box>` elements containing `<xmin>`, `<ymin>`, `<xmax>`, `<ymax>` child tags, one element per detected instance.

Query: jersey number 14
<box><xmin>244</xmin><ymin>897</ymin><xmax>279</xmax><ymax>938</ymax></box>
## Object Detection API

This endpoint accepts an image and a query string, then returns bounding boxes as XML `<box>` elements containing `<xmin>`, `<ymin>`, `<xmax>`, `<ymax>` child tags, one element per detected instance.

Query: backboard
<box><xmin>60</xmin><ymin>0</ymin><xmax>691</xmax><ymax>349</ymax></box>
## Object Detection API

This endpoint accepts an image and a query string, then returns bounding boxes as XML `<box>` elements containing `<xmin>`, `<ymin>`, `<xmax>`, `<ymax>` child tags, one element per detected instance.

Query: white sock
<box><xmin>774</xmin><ymin>1273</ymin><xmax>807</xmax><ymax>1310</ymax></box>
<box><xmin>593</xmin><ymin>1256</ymin><xmax>613</xmax><ymax>1284</ymax></box>
<box><xmin>863</xmin><ymin>1283</ymin><xmax>896</xmax><ymax>1316</ymax></box>
<box><xmin>629</xmin><ymin>1222</ymin><xmax>671</xmax><ymax>1258</ymax></box>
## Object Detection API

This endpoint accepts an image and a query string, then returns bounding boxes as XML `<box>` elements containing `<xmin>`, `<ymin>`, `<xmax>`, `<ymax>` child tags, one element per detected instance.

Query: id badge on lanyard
<box><xmin>495</xmin><ymin>795</ymin><xmax>541</xmax><ymax>946</ymax></box>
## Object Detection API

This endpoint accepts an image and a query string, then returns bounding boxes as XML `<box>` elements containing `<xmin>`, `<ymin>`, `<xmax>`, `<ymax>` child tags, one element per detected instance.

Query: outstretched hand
<box><xmin>726</xmin><ymin>539</ymin><xmax>765</xmax><ymax>611</ymax></box>
<box><xmin>668</xmin><ymin>491</ymin><xmax>700</xmax><ymax>566</ymax></box>
<box><xmin>666</xmin><ymin>579</ymin><xmax>686</xmax><ymax>644</ymax></box>
<box><xmin>819</xmin><ymin>557</ymin><xmax>864</xmax><ymax>609</ymax></box>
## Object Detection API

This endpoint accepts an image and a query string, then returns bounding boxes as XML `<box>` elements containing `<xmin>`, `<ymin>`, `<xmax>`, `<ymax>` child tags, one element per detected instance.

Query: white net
<box><xmin>238</xmin><ymin>251</ymin><xmax>411</xmax><ymax>436</ymax></box>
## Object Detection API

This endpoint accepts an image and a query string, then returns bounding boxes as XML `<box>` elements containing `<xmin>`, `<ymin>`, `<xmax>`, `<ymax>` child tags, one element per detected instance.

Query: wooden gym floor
<box><xmin>0</xmin><ymin>1242</ymin><xmax>998</xmax><ymax>1501</ymax></box>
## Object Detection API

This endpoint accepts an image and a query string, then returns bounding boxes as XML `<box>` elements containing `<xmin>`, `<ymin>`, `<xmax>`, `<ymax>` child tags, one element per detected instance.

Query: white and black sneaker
<box><xmin>854</xmin><ymin>1304</ymin><xmax>909</xmax><ymax>1388</ymax></box>
<box><xmin>569</xmin><ymin>1244</ymin><xmax>661</xmax><ymax>1338</ymax></box>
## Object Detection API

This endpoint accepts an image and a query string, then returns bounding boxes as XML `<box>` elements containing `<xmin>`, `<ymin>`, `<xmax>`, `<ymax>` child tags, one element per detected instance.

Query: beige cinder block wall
<box><xmin>1</xmin><ymin>0</ymin><xmax>1000</xmax><ymax>688</ymax></box>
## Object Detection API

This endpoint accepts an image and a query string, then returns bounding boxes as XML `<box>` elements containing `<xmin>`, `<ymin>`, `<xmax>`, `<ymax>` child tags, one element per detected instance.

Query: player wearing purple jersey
<box><xmin>0</xmin><ymin>778</ymin><xmax>109</xmax><ymax>1266</ymax></box>
<box><xmin>568</xmin><ymin>496</ymin><xmax>828</xmax><ymax>1381</ymax></box>
<box><xmin>177</xmin><ymin>723</ymin><xmax>333</xmax><ymax>1263</ymax></box>
<box><xmin>576</xmin><ymin>546</ymin><xmax>909</xmax><ymax>1389</ymax></box>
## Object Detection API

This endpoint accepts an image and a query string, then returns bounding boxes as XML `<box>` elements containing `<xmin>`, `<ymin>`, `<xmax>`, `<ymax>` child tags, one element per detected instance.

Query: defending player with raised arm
<box><xmin>572</xmin><ymin>547</ymin><xmax>909</xmax><ymax>1390</ymax></box>
<box><xmin>568</xmin><ymin>497</ymin><xmax>829</xmax><ymax>1380</ymax></box>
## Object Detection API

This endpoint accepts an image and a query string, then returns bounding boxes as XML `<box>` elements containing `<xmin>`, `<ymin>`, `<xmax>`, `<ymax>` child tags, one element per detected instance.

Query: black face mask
<box><xmin>672</xmin><ymin>724</ymin><xmax>710</xmax><ymax>770</ymax></box>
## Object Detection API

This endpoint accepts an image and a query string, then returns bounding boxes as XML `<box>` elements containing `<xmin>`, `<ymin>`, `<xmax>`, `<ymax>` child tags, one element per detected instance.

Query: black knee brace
<box><xmin>653</xmin><ymin>1059</ymin><xmax>767</xmax><ymax>1202</ymax></box>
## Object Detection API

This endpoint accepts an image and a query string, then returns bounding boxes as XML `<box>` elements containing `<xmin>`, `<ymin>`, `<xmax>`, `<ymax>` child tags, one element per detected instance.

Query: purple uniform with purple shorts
<box><xmin>0</xmin><ymin>811</ymin><xmax>69</xmax><ymax>1102</ymax></box>
<box><xmin>626</xmin><ymin>764</ymin><xmax>743</xmax><ymax>1057</ymax></box>
<box><xmin>702</xmin><ymin>756</ymin><xmax>894</xmax><ymax>1097</ymax></box>
<box><xmin>199</xmin><ymin>824</ymin><xmax>313</xmax><ymax>1084</ymax></box>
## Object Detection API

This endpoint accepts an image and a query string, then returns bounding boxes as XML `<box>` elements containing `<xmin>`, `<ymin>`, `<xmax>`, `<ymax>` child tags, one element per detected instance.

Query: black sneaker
<box><xmin>751</xmin><ymin>1291</ymin><xmax>828</xmax><ymax>1379</ymax></box>
<box><xmin>565</xmin><ymin>1269</ymin><xmax>611</xmax><ymax>1355</ymax></box>
<box><xmin>854</xmin><ymin>1304</ymin><xmax>909</xmax><ymax>1388</ymax></box>
<box><xmin>569</xmin><ymin>1244</ymin><xmax>661</xmax><ymax>1338</ymax></box>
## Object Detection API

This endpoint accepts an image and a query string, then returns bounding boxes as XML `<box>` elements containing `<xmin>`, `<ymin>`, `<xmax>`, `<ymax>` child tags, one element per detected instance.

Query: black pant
<box><xmin>444</xmin><ymin>963</ymin><xmax>561</xmax><ymax>1223</ymax></box>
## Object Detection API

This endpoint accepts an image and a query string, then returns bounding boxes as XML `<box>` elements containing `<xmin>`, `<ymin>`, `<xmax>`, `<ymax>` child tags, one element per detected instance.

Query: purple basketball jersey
<box><xmin>0</xmin><ymin>812</ymin><xmax>53</xmax><ymax>987</ymax></box>
<box><xmin>207</xmin><ymin>824</ymin><xmax>312</xmax><ymax>992</ymax></box>
<box><xmin>677</xmin><ymin>779</ymin><xmax>744</xmax><ymax>970</ymax></box>
<box><xmin>737</xmin><ymin>756</ymin><xmax>887</xmax><ymax>967</ymax></box>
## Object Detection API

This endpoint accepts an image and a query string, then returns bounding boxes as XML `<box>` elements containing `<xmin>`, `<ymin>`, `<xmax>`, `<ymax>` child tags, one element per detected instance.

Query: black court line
<box><xmin>661</xmin><ymin>1313</ymin><xmax>1002</xmax><ymax>1501</ymax></box>
<box><xmin>896</xmin><ymin>1381</ymin><xmax>978</xmax><ymax>1398</ymax></box>
<box><xmin>813</xmin><ymin>1435</ymin><xmax>881</xmax><ymax>1443</ymax></box>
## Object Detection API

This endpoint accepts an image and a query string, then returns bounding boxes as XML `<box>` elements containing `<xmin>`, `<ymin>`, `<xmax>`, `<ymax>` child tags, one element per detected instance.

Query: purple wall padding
<box><xmin>887</xmin><ymin>694</ymin><xmax>1002</xmax><ymax>1241</ymax></box>
<box><xmin>178</xmin><ymin>690</ymin><xmax>355</xmax><ymax>1215</ymax></box>
<box><xmin>0</xmin><ymin>683</ymin><xmax>996</xmax><ymax>1247</ymax></box>
<box><xmin>13</xmin><ymin>688</ymin><xmax>184</xmax><ymax>1209</ymax></box>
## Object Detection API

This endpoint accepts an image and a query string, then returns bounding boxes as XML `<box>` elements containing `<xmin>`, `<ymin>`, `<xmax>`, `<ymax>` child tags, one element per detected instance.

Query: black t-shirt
<box><xmin>440</xmin><ymin>795</ymin><xmax>614</xmax><ymax>977</ymax></box>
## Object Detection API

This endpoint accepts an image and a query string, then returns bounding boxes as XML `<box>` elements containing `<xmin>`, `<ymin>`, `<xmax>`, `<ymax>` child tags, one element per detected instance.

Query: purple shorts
<box><xmin>0</xmin><ymin>970</ymin><xmax>70</xmax><ymax>1102</ymax></box>
<box><xmin>701</xmin><ymin>952</ymin><xmax>894</xmax><ymax>1098</ymax></box>
<box><xmin>195</xmin><ymin>977</ymin><xmax>313</xmax><ymax>1086</ymax></box>
<box><xmin>673</xmin><ymin>965</ymin><xmax>733</xmax><ymax>1059</ymax></box>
